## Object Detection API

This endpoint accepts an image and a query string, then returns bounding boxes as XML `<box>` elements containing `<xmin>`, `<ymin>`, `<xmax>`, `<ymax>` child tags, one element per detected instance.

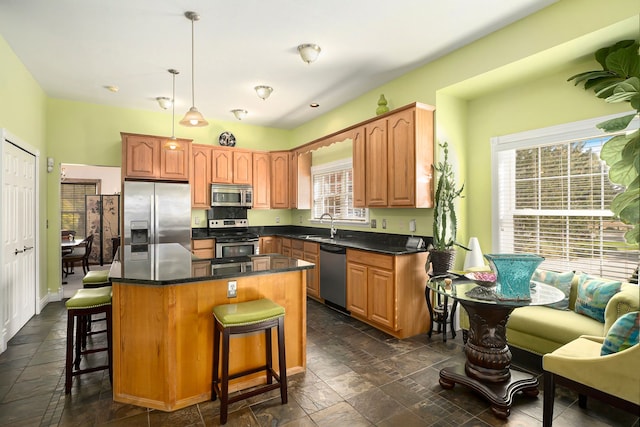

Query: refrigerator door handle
<box><xmin>153</xmin><ymin>194</ymin><xmax>159</xmax><ymax>245</ymax></box>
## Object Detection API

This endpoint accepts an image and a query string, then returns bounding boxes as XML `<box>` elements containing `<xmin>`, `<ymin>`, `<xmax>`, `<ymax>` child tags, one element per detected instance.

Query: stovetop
<box><xmin>207</xmin><ymin>228</ymin><xmax>259</xmax><ymax>242</ymax></box>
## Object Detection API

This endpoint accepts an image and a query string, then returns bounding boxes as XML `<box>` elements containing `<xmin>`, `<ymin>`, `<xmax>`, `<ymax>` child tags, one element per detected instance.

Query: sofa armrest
<box><xmin>604</xmin><ymin>284</ymin><xmax>640</xmax><ymax>334</ymax></box>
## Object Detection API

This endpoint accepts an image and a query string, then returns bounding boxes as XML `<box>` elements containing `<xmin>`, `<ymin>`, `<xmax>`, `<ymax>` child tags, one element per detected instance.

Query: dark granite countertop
<box><xmin>109</xmin><ymin>243</ymin><xmax>314</xmax><ymax>286</ymax></box>
<box><xmin>192</xmin><ymin>226</ymin><xmax>430</xmax><ymax>255</ymax></box>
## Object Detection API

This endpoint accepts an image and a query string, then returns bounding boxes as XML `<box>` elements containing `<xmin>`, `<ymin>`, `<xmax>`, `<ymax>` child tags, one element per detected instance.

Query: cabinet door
<box><xmin>160</xmin><ymin>139</ymin><xmax>190</xmax><ymax>181</ymax></box>
<box><xmin>304</xmin><ymin>252</ymin><xmax>320</xmax><ymax>299</ymax></box>
<box><xmin>270</xmin><ymin>152</ymin><xmax>289</xmax><ymax>208</ymax></box>
<box><xmin>352</xmin><ymin>127</ymin><xmax>366</xmax><ymax>208</ymax></box>
<box><xmin>260</xmin><ymin>236</ymin><xmax>275</xmax><ymax>254</ymax></box>
<box><xmin>192</xmin><ymin>239</ymin><xmax>215</xmax><ymax>259</ymax></box>
<box><xmin>191</xmin><ymin>260</ymin><xmax>211</xmax><ymax>277</ymax></box>
<box><xmin>124</xmin><ymin>135</ymin><xmax>159</xmax><ymax>178</ymax></box>
<box><xmin>252</xmin><ymin>152</ymin><xmax>271</xmax><ymax>209</ymax></box>
<box><xmin>211</xmin><ymin>148</ymin><xmax>233</xmax><ymax>183</ymax></box>
<box><xmin>289</xmin><ymin>152</ymin><xmax>298</xmax><ymax>209</ymax></box>
<box><xmin>346</xmin><ymin>262</ymin><xmax>368</xmax><ymax>317</ymax></box>
<box><xmin>191</xmin><ymin>145</ymin><xmax>212</xmax><ymax>208</ymax></box>
<box><xmin>368</xmin><ymin>267</ymin><xmax>396</xmax><ymax>330</ymax></box>
<box><xmin>365</xmin><ymin>118</ymin><xmax>388</xmax><ymax>206</ymax></box>
<box><xmin>387</xmin><ymin>109</ymin><xmax>415</xmax><ymax>207</ymax></box>
<box><xmin>233</xmin><ymin>151</ymin><xmax>253</xmax><ymax>184</ymax></box>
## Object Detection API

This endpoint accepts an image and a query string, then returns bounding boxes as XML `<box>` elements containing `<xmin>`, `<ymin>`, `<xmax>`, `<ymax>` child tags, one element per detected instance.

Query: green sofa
<box><xmin>460</xmin><ymin>271</ymin><xmax>639</xmax><ymax>355</ymax></box>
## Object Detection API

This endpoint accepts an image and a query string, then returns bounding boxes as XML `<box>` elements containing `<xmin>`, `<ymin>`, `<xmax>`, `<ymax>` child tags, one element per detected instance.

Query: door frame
<box><xmin>1</xmin><ymin>128</ymin><xmax>41</xmax><ymax>353</ymax></box>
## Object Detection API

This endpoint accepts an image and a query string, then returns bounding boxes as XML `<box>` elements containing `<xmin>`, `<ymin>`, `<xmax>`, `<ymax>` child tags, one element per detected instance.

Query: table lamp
<box><xmin>463</xmin><ymin>237</ymin><xmax>485</xmax><ymax>270</ymax></box>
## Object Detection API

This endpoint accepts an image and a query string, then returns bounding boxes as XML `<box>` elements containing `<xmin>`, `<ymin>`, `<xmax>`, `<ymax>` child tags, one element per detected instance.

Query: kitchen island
<box><xmin>108</xmin><ymin>243</ymin><xmax>314</xmax><ymax>412</ymax></box>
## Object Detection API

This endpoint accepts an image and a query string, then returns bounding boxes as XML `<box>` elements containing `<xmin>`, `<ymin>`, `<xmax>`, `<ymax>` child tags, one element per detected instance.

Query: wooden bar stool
<box><xmin>211</xmin><ymin>298</ymin><xmax>287</xmax><ymax>424</ymax></box>
<box><xmin>65</xmin><ymin>286</ymin><xmax>113</xmax><ymax>394</ymax></box>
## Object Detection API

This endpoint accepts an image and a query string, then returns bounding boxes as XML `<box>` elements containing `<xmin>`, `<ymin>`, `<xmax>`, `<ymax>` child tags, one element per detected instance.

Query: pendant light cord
<box><xmin>190</xmin><ymin>17</ymin><xmax>195</xmax><ymax>108</ymax></box>
<box><xmin>171</xmin><ymin>71</ymin><xmax>176</xmax><ymax>138</ymax></box>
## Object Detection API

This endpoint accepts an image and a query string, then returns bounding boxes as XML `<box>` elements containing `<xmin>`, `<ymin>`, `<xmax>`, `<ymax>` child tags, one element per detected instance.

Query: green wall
<box><xmin>1</xmin><ymin>0</ymin><xmax>637</xmax><ymax>297</ymax></box>
<box><xmin>0</xmin><ymin>36</ymin><xmax>49</xmax><ymax>300</ymax></box>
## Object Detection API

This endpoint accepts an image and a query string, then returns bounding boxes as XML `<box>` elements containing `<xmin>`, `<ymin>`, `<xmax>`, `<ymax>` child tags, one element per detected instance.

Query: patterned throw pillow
<box><xmin>601</xmin><ymin>311</ymin><xmax>639</xmax><ymax>355</ymax></box>
<box><xmin>532</xmin><ymin>269</ymin><xmax>574</xmax><ymax>310</ymax></box>
<box><xmin>574</xmin><ymin>275</ymin><xmax>621</xmax><ymax>323</ymax></box>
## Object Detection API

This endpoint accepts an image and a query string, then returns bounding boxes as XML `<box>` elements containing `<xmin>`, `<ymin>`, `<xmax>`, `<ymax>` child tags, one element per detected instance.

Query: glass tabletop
<box><xmin>427</xmin><ymin>277</ymin><xmax>564</xmax><ymax>308</ymax></box>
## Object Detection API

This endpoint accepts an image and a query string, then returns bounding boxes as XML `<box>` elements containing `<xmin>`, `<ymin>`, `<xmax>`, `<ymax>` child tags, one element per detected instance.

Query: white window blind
<box><xmin>492</xmin><ymin>113</ymin><xmax>639</xmax><ymax>282</ymax></box>
<box><xmin>61</xmin><ymin>182</ymin><xmax>97</xmax><ymax>236</ymax></box>
<box><xmin>312</xmin><ymin>159</ymin><xmax>367</xmax><ymax>222</ymax></box>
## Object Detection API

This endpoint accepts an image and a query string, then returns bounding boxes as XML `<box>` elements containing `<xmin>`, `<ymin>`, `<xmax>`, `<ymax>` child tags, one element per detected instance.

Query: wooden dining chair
<box><xmin>62</xmin><ymin>234</ymin><xmax>94</xmax><ymax>276</ymax></box>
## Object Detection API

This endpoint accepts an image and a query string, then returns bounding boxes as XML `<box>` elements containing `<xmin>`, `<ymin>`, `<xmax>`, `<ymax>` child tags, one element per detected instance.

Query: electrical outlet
<box><xmin>275</xmin><ymin>216</ymin><xmax>280</xmax><ymax>224</ymax></box>
<box><xmin>382</xmin><ymin>219</ymin><xmax>387</xmax><ymax>229</ymax></box>
<box><xmin>409</xmin><ymin>219</ymin><xmax>416</xmax><ymax>232</ymax></box>
<box><xmin>371</xmin><ymin>219</ymin><xmax>377</xmax><ymax>228</ymax></box>
<box><xmin>227</xmin><ymin>280</ymin><xmax>237</xmax><ymax>298</ymax></box>
<box><xmin>194</xmin><ymin>216</ymin><xmax>200</xmax><ymax>225</ymax></box>
<box><xmin>299</xmin><ymin>215</ymin><xmax>303</xmax><ymax>224</ymax></box>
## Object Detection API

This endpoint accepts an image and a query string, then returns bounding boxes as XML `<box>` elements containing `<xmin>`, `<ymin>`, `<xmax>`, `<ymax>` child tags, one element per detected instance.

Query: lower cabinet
<box><xmin>346</xmin><ymin>248</ymin><xmax>430</xmax><ymax>339</ymax></box>
<box><xmin>259</xmin><ymin>236</ymin><xmax>281</xmax><ymax>254</ymax></box>
<box><xmin>290</xmin><ymin>239</ymin><xmax>320</xmax><ymax>300</ymax></box>
<box><xmin>192</xmin><ymin>239</ymin><xmax>215</xmax><ymax>259</ymax></box>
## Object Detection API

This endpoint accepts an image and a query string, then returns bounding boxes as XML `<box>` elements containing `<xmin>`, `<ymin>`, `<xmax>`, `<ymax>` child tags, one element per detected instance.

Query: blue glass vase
<box><xmin>484</xmin><ymin>253</ymin><xmax>544</xmax><ymax>300</ymax></box>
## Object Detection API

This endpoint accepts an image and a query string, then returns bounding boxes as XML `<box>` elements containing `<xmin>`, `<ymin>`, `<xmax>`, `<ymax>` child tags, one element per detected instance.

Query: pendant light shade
<box><xmin>231</xmin><ymin>109</ymin><xmax>248</xmax><ymax>120</ymax></box>
<box><xmin>180</xmin><ymin>11</ymin><xmax>208</xmax><ymax>127</ymax></box>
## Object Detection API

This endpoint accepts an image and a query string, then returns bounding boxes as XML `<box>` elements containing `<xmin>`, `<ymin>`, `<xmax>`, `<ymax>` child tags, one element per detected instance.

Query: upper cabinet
<box><xmin>211</xmin><ymin>147</ymin><xmax>253</xmax><ymax>185</ymax></box>
<box><xmin>190</xmin><ymin>144</ymin><xmax>213</xmax><ymax>208</ymax></box>
<box><xmin>122</xmin><ymin>133</ymin><xmax>191</xmax><ymax>182</ymax></box>
<box><xmin>252</xmin><ymin>152</ymin><xmax>271</xmax><ymax>209</ymax></box>
<box><xmin>353</xmin><ymin>103</ymin><xmax>434</xmax><ymax>208</ymax></box>
<box><xmin>270</xmin><ymin>151</ymin><xmax>289</xmax><ymax>209</ymax></box>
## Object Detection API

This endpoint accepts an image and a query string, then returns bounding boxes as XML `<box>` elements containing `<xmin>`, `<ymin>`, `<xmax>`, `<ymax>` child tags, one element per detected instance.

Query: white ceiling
<box><xmin>0</xmin><ymin>0</ymin><xmax>558</xmax><ymax>129</ymax></box>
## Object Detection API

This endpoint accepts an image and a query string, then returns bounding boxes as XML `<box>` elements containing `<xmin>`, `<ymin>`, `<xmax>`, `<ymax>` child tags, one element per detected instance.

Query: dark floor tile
<box><xmin>0</xmin><ymin>392</ymin><xmax>50</xmax><ymax>425</ymax></box>
<box><xmin>345</xmin><ymin>387</ymin><xmax>405</xmax><ymax>424</ymax></box>
<box><xmin>148</xmin><ymin>404</ymin><xmax>202</xmax><ymax>426</ymax></box>
<box><xmin>309</xmin><ymin>402</ymin><xmax>373</xmax><ymax>427</ymax></box>
<box><xmin>251</xmin><ymin>396</ymin><xmax>308</xmax><ymax>426</ymax></box>
<box><xmin>289</xmin><ymin>376</ymin><xmax>343</xmax><ymax>414</ymax></box>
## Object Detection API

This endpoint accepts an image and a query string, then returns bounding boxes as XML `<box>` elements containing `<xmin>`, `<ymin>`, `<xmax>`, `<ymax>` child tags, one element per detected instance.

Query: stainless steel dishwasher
<box><xmin>319</xmin><ymin>243</ymin><xmax>348</xmax><ymax>312</ymax></box>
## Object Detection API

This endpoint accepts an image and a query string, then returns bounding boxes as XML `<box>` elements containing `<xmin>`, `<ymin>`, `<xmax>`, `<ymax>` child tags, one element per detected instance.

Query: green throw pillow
<box><xmin>574</xmin><ymin>274</ymin><xmax>621</xmax><ymax>323</ymax></box>
<box><xmin>601</xmin><ymin>311</ymin><xmax>639</xmax><ymax>355</ymax></box>
<box><xmin>532</xmin><ymin>269</ymin><xmax>574</xmax><ymax>310</ymax></box>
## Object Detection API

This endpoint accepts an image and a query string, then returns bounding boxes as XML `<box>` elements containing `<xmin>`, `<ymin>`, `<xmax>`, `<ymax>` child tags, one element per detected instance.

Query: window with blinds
<box><xmin>492</xmin><ymin>113</ymin><xmax>639</xmax><ymax>282</ymax></box>
<box><xmin>61</xmin><ymin>181</ymin><xmax>98</xmax><ymax>237</ymax></box>
<box><xmin>311</xmin><ymin>159</ymin><xmax>367</xmax><ymax>222</ymax></box>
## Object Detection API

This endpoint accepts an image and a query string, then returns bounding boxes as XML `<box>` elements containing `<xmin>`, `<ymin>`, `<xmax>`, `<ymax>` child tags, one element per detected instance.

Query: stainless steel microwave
<box><xmin>210</xmin><ymin>184</ymin><xmax>252</xmax><ymax>208</ymax></box>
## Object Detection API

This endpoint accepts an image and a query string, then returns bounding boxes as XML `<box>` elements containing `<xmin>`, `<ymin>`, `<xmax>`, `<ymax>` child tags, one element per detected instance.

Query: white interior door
<box><xmin>2</xmin><ymin>135</ymin><xmax>37</xmax><ymax>351</ymax></box>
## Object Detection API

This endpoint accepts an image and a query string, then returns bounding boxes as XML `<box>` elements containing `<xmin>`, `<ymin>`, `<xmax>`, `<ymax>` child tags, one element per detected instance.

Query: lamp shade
<box><xmin>179</xmin><ymin>106</ymin><xmax>208</xmax><ymax>127</ymax></box>
<box><xmin>156</xmin><ymin>96</ymin><xmax>172</xmax><ymax>109</ymax></box>
<box><xmin>463</xmin><ymin>237</ymin><xmax>485</xmax><ymax>271</ymax></box>
<box><xmin>297</xmin><ymin>43</ymin><xmax>321</xmax><ymax>64</ymax></box>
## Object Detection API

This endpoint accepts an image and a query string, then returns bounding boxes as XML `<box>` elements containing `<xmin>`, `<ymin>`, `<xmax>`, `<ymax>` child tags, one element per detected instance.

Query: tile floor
<box><xmin>0</xmin><ymin>274</ymin><xmax>638</xmax><ymax>426</ymax></box>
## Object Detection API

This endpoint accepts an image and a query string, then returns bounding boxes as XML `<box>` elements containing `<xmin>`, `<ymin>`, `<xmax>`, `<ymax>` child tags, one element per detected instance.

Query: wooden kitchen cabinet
<box><xmin>346</xmin><ymin>249</ymin><xmax>395</xmax><ymax>329</ymax></box>
<box><xmin>191</xmin><ymin>260</ymin><xmax>211</xmax><ymax>277</ymax></box>
<box><xmin>302</xmin><ymin>241</ymin><xmax>320</xmax><ymax>300</ymax></box>
<box><xmin>191</xmin><ymin>144</ymin><xmax>212</xmax><ymax>208</ymax></box>
<box><xmin>346</xmin><ymin>248</ymin><xmax>430</xmax><ymax>338</ymax></box>
<box><xmin>122</xmin><ymin>132</ymin><xmax>191</xmax><ymax>181</ymax></box>
<box><xmin>364</xmin><ymin>118</ymin><xmax>388</xmax><ymax>207</ymax></box>
<box><xmin>351</xmin><ymin>103</ymin><xmax>435</xmax><ymax>208</ymax></box>
<box><xmin>289</xmin><ymin>151</ymin><xmax>312</xmax><ymax>209</ymax></box>
<box><xmin>192</xmin><ymin>238</ymin><xmax>215</xmax><ymax>259</ymax></box>
<box><xmin>211</xmin><ymin>147</ymin><xmax>253</xmax><ymax>185</ymax></box>
<box><xmin>259</xmin><ymin>236</ymin><xmax>281</xmax><ymax>254</ymax></box>
<box><xmin>270</xmin><ymin>151</ymin><xmax>289</xmax><ymax>208</ymax></box>
<box><xmin>281</xmin><ymin>238</ymin><xmax>291</xmax><ymax>257</ymax></box>
<box><xmin>252</xmin><ymin>152</ymin><xmax>271</xmax><ymax>209</ymax></box>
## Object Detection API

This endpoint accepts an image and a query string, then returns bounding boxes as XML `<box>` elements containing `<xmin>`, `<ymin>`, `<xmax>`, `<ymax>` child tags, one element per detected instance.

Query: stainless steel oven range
<box><xmin>207</xmin><ymin>207</ymin><xmax>259</xmax><ymax>259</ymax></box>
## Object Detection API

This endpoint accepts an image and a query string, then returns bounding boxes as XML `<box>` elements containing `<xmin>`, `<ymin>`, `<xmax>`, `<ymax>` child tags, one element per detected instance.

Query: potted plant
<box><xmin>567</xmin><ymin>39</ymin><xmax>639</xmax><ymax>246</ymax></box>
<box><xmin>428</xmin><ymin>141</ymin><xmax>467</xmax><ymax>275</ymax></box>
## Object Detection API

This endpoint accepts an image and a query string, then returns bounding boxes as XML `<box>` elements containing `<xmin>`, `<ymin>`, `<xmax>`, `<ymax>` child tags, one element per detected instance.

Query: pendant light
<box><xmin>180</xmin><ymin>11</ymin><xmax>208</xmax><ymax>127</ymax></box>
<box><xmin>166</xmin><ymin>69</ymin><xmax>180</xmax><ymax>149</ymax></box>
<box><xmin>297</xmin><ymin>43</ymin><xmax>321</xmax><ymax>64</ymax></box>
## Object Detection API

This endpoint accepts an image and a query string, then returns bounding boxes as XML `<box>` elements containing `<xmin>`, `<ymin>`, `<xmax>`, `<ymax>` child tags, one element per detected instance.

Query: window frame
<box><xmin>490</xmin><ymin>111</ymin><xmax>639</xmax><ymax>280</ymax></box>
<box><xmin>310</xmin><ymin>158</ymin><xmax>368</xmax><ymax>225</ymax></box>
<box><xmin>60</xmin><ymin>179</ymin><xmax>100</xmax><ymax>238</ymax></box>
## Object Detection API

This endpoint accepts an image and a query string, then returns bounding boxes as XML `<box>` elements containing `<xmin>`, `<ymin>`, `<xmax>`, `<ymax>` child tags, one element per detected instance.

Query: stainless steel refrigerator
<box><xmin>123</xmin><ymin>181</ymin><xmax>191</xmax><ymax>250</ymax></box>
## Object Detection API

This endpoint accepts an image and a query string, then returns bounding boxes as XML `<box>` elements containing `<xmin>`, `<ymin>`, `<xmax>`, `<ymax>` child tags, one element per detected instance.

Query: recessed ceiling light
<box><xmin>104</xmin><ymin>85</ymin><xmax>119</xmax><ymax>93</ymax></box>
<box><xmin>310</xmin><ymin>103</ymin><xmax>320</xmax><ymax>108</ymax></box>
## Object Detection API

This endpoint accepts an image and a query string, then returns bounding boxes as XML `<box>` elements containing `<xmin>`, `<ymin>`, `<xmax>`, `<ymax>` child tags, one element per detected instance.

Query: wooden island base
<box><xmin>111</xmin><ymin>270</ymin><xmax>307</xmax><ymax>412</ymax></box>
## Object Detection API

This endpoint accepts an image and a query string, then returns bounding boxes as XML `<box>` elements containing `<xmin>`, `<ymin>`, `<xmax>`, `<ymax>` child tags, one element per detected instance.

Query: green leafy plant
<box><xmin>432</xmin><ymin>141</ymin><xmax>466</xmax><ymax>251</ymax></box>
<box><xmin>568</xmin><ymin>40</ymin><xmax>640</xmax><ymax>245</ymax></box>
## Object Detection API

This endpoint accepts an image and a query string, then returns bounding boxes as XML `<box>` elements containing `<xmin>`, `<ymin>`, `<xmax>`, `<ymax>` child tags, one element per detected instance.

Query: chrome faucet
<box><xmin>320</xmin><ymin>213</ymin><xmax>337</xmax><ymax>239</ymax></box>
